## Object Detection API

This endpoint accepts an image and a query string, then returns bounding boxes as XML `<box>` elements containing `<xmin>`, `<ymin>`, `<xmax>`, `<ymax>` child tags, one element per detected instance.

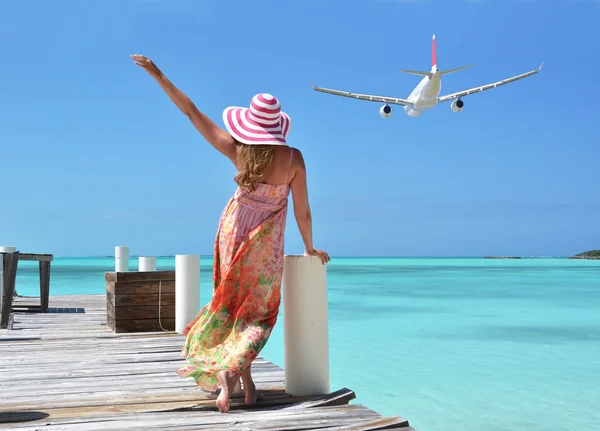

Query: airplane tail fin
<box><xmin>399</xmin><ymin>35</ymin><xmax>473</xmax><ymax>78</ymax></box>
<box><xmin>432</xmin><ymin>34</ymin><xmax>436</xmax><ymax>68</ymax></box>
<box><xmin>440</xmin><ymin>64</ymin><xmax>474</xmax><ymax>76</ymax></box>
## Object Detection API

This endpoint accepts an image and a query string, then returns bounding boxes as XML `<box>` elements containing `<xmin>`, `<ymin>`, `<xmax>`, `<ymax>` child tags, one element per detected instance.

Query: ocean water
<box><xmin>12</xmin><ymin>257</ymin><xmax>600</xmax><ymax>431</ymax></box>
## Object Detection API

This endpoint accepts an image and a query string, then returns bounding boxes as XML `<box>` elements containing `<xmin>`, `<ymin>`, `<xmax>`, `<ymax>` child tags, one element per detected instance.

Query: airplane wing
<box><xmin>312</xmin><ymin>84</ymin><xmax>413</xmax><ymax>106</ymax></box>
<box><xmin>438</xmin><ymin>62</ymin><xmax>544</xmax><ymax>103</ymax></box>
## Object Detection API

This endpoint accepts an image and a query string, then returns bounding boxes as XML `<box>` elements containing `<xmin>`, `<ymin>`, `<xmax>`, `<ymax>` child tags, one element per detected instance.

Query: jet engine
<box><xmin>451</xmin><ymin>98</ymin><xmax>464</xmax><ymax>113</ymax></box>
<box><xmin>379</xmin><ymin>104</ymin><xmax>392</xmax><ymax>118</ymax></box>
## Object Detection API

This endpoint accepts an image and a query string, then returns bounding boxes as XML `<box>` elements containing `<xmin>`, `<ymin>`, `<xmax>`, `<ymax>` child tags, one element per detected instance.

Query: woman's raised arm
<box><xmin>130</xmin><ymin>54</ymin><xmax>237</xmax><ymax>161</ymax></box>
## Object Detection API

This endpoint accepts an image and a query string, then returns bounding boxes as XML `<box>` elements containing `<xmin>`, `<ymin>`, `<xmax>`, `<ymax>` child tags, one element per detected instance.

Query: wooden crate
<box><xmin>105</xmin><ymin>271</ymin><xmax>175</xmax><ymax>333</ymax></box>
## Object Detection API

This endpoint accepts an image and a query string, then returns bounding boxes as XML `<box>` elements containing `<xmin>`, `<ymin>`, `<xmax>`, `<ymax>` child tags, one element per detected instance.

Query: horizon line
<box><xmin>46</xmin><ymin>254</ymin><xmax>574</xmax><ymax>259</ymax></box>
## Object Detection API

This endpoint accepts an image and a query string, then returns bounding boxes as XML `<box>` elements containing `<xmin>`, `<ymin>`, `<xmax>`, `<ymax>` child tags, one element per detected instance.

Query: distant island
<box><xmin>570</xmin><ymin>250</ymin><xmax>600</xmax><ymax>260</ymax></box>
<box><xmin>484</xmin><ymin>256</ymin><xmax>521</xmax><ymax>259</ymax></box>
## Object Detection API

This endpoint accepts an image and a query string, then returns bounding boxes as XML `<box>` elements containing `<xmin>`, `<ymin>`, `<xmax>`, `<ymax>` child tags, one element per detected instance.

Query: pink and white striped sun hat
<box><xmin>222</xmin><ymin>93</ymin><xmax>291</xmax><ymax>146</ymax></box>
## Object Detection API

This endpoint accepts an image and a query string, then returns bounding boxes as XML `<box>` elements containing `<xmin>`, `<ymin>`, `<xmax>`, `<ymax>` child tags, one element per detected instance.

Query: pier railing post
<box><xmin>0</xmin><ymin>249</ymin><xmax>19</xmax><ymax>329</ymax></box>
<box><xmin>115</xmin><ymin>246</ymin><xmax>129</xmax><ymax>272</ymax></box>
<box><xmin>282</xmin><ymin>254</ymin><xmax>330</xmax><ymax>396</ymax></box>
<box><xmin>0</xmin><ymin>246</ymin><xmax>17</xmax><ymax>310</ymax></box>
<box><xmin>139</xmin><ymin>257</ymin><xmax>157</xmax><ymax>272</ymax></box>
<box><xmin>175</xmin><ymin>254</ymin><xmax>200</xmax><ymax>334</ymax></box>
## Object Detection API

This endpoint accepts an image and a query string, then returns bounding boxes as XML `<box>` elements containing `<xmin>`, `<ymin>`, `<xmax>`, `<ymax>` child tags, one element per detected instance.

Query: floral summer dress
<box><xmin>176</xmin><ymin>148</ymin><xmax>293</xmax><ymax>391</ymax></box>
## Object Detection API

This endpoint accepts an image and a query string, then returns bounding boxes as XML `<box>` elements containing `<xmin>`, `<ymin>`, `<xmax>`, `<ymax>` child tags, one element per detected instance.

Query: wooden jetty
<box><xmin>0</xmin><ymin>294</ymin><xmax>415</xmax><ymax>430</ymax></box>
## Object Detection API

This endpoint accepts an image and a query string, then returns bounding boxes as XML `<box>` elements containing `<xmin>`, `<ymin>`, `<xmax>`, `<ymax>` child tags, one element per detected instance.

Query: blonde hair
<box><xmin>234</xmin><ymin>141</ymin><xmax>275</xmax><ymax>192</ymax></box>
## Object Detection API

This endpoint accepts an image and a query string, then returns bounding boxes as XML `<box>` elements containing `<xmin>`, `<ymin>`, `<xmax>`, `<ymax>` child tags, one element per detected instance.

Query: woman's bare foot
<box><xmin>241</xmin><ymin>368</ymin><xmax>264</xmax><ymax>405</ymax></box>
<box><xmin>212</xmin><ymin>376</ymin><xmax>243</xmax><ymax>398</ymax></box>
<box><xmin>216</xmin><ymin>370</ymin><xmax>238</xmax><ymax>413</ymax></box>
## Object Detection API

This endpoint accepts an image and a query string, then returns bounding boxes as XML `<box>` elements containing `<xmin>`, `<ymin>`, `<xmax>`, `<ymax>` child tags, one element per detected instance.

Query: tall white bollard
<box><xmin>115</xmin><ymin>246</ymin><xmax>129</xmax><ymax>272</ymax></box>
<box><xmin>139</xmin><ymin>256</ymin><xmax>156</xmax><ymax>272</ymax></box>
<box><xmin>283</xmin><ymin>255</ymin><xmax>330</xmax><ymax>396</ymax></box>
<box><xmin>175</xmin><ymin>254</ymin><xmax>200</xmax><ymax>334</ymax></box>
<box><xmin>0</xmin><ymin>246</ymin><xmax>17</xmax><ymax>308</ymax></box>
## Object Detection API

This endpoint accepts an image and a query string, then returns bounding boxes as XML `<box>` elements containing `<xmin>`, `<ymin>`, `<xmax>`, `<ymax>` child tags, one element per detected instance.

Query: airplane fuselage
<box><xmin>404</xmin><ymin>68</ymin><xmax>442</xmax><ymax>117</ymax></box>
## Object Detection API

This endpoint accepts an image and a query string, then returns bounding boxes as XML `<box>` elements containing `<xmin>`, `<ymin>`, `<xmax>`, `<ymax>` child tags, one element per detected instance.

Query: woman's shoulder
<box><xmin>272</xmin><ymin>146</ymin><xmax>303</xmax><ymax>163</ymax></box>
<box><xmin>290</xmin><ymin>147</ymin><xmax>304</xmax><ymax>165</ymax></box>
<box><xmin>274</xmin><ymin>145</ymin><xmax>301</xmax><ymax>154</ymax></box>
<box><xmin>281</xmin><ymin>146</ymin><xmax>303</xmax><ymax>160</ymax></box>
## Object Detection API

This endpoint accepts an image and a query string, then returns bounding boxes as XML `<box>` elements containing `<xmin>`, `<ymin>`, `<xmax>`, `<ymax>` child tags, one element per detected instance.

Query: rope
<box><xmin>158</xmin><ymin>280</ymin><xmax>168</xmax><ymax>332</ymax></box>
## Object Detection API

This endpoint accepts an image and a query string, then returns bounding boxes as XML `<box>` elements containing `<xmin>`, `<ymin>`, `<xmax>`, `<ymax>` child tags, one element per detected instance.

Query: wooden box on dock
<box><xmin>105</xmin><ymin>271</ymin><xmax>175</xmax><ymax>333</ymax></box>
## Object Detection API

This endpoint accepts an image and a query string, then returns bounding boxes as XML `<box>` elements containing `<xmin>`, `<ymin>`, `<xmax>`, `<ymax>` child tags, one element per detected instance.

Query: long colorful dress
<box><xmin>176</xmin><ymin>149</ymin><xmax>293</xmax><ymax>391</ymax></box>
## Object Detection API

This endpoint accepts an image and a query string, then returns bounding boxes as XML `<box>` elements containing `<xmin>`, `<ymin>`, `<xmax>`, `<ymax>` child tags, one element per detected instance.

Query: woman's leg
<box><xmin>232</xmin><ymin>376</ymin><xmax>243</xmax><ymax>394</ymax></box>
<box><xmin>241</xmin><ymin>364</ymin><xmax>264</xmax><ymax>404</ymax></box>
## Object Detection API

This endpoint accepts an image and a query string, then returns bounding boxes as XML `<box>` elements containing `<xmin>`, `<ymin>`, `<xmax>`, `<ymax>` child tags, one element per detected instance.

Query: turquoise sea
<box><xmin>12</xmin><ymin>257</ymin><xmax>600</xmax><ymax>431</ymax></box>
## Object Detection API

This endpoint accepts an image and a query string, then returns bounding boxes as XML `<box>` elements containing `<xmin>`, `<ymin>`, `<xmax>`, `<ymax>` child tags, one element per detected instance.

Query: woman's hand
<box><xmin>130</xmin><ymin>54</ymin><xmax>162</xmax><ymax>78</ymax></box>
<box><xmin>305</xmin><ymin>248</ymin><xmax>331</xmax><ymax>265</ymax></box>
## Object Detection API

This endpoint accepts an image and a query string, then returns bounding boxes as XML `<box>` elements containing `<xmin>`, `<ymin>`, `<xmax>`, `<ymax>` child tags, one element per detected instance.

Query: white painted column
<box><xmin>0</xmin><ymin>246</ymin><xmax>17</xmax><ymax>308</ymax></box>
<box><xmin>139</xmin><ymin>256</ymin><xmax>156</xmax><ymax>272</ymax></box>
<box><xmin>115</xmin><ymin>246</ymin><xmax>129</xmax><ymax>272</ymax></box>
<box><xmin>283</xmin><ymin>254</ymin><xmax>330</xmax><ymax>396</ymax></box>
<box><xmin>175</xmin><ymin>254</ymin><xmax>200</xmax><ymax>334</ymax></box>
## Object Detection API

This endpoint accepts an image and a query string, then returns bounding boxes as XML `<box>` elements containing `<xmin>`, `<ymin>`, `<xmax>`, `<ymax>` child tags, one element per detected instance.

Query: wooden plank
<box><xmin>105</xmin><ymin>271</ymin><xmax>176</xmax><ymax>283</ymax></box>
<box><xmin>0</xmin><ymin>405</ymin><xmax>386</xmax><ymax>427</ymax></box>
<box><xmin>107</xmin><ymin>291</ymin><xmax>176</xmax><ymax>307</ymax></box>
<box><xmin>280</xmin><ymin>388</ymin><xmax>356</xmax><ymax>409</ymax></box>
<box><xmin>18</xmin><ymin>253</ymin><xmax>53</xmax><ymax>262</ymax></box>
<box><xmin>0</xmin><ymin>405</ymin><xmax>403</xmax><ymax>430</ymax></box>
<box><xmin>106</xmin><ymin>280</ymin><xmax>175</xmax><ymax>295</ymax></box>
<box><xmin>112</xmin><ymin>317</ymin><xmax>175</xmax><ymax>332</ymax></box>
<box><xmin>0</xmin><ymin>387</ymin><xmax>291</xmax><ymax>411</ymax></box>
<box><xmin>106</xmin><ymin>301</ymin><xmax>176</xmax><ymax>320</ymax></box>
<box><xmin>10</xmin><ymin>294</ymin><xmax>103</xmax><ymax>308</ymax></box>
<box><xmin>1</xmin><ymin>366</ymin><xmax>284</xmax><ymax>400</ymax></box>
<box><xmin>0</xmin><ymin>369</ymin><xmax>283</xmax><ymax>389</ymax></box>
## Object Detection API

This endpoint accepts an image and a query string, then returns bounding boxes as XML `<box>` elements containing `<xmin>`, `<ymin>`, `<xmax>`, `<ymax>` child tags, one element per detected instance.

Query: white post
<box><xmin>115</xmin><ymin>246</ymin><xmax>129</xmax><ymax>272</ymax></box>
<box><xmin>139</xmin><ymin>256</ymin><xmax>156</xmax><ymax>272</ymax></box>
<box><xmin>283</xmin><ymin>255</ymin><xmax>330</xmax><ymax>396</ymax></box>
<box><xmin>175</xmin><ymin>254</ymin><xmax>200</xmax><ymax>334</ymax></box>
<box><xmin>0</xmin><ymin>247</ymin><xmax>17</xmax><ymax>309</ymax></box>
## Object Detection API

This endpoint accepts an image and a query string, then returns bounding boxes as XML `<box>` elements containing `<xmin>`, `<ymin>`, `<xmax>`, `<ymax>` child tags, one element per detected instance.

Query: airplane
<box><xmin>312</xmin><ymin>34</ymin><xmax>543</xmax><ymax>118</ymax></box>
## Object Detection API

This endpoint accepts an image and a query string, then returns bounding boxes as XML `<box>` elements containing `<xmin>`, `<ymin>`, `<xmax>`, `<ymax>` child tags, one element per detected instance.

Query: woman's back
<box><xmin>232</xmin><ymin>146</ymin><xmax>295</xmax><ymax>214</ymax></box>
<box><xmin>235</xmin><ymin>145</ymin><xmax>298</xmax><ymax>188</ymax></box>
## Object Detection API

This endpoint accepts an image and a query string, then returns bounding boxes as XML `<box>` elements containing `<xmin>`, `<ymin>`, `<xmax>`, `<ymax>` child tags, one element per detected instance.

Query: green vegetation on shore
<box><xmin>571</xmin><ymin>250</ymin><xmax>600</xmax><ymax>260</ymax></box>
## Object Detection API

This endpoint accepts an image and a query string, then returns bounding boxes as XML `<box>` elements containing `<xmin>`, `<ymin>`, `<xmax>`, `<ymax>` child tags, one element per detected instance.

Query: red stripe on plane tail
<box><xmin>432</xmin><ymin>34</ymin><xmax>437</xmax><ymax>68</ymax></box>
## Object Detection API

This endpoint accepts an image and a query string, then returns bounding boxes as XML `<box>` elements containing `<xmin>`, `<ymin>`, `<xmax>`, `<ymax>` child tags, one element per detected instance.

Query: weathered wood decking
<box><xmin>0</xmin><ymin>295</ymin><xmax>414</xmax><ymax>430</ymax></box>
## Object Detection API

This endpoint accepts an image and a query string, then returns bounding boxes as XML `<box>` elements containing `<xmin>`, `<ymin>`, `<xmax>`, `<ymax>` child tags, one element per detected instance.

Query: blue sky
<box><xmin>1</xmin><ymin>0</ymin><xmax>599</xmax><ymax>257</ymax></box>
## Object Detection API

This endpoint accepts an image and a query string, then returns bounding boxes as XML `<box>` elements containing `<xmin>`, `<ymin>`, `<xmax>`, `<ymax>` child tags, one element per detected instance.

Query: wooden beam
<box><xmin>39</xmin><ymin>261</ymin><xmax>51</xmax><ymax>313</ymax></box>
<box><xmin>105</xmin><ymin>271</ymin><xmax>175</xmax><ymax>283</ymax></box>
<box><xmin>18</xmin><ymin>253</ymin><xmax>53</xmax><ymax>262</ymax></box>
<box><xmin>0</xmin><ymin>251</ymin><xmax>19</xmax><ymax>329</ymax></box>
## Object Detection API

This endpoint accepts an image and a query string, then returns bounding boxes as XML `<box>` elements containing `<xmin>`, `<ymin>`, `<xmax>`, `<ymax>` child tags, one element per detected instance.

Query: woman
<box><xmin>130</xmin><ymin>55</ymin><xmax>330</xmax><ymax>413</ymax></box>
